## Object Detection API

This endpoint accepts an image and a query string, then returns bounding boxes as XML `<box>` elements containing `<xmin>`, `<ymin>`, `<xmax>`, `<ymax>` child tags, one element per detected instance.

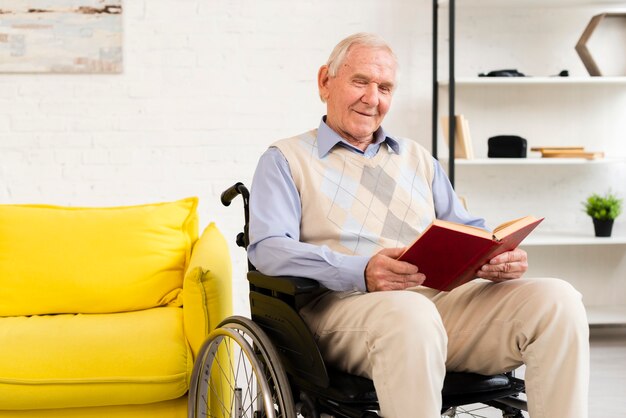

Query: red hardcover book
<box><xmin>397</xmin><ymin>216</ymin><xmax>544</xmax><ymax>291</ymax></box>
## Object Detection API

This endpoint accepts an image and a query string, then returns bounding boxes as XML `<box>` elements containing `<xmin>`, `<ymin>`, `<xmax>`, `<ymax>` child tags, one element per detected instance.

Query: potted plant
<box><xmin>582</xmin><ymin>191</ymin><xmax>623</xmax><ymax>237</ymax></box>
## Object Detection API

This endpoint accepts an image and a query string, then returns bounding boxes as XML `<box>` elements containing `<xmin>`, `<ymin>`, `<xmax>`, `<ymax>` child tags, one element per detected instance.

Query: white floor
<box><xmin>588</xmin><ymin>327</ymin><xmax>626</xmax><ymax>417</ymax></box>
<box><xmin>457</xmin><ymin>327</ymin><xmax>626</xmax><ymax>417</ymax></box>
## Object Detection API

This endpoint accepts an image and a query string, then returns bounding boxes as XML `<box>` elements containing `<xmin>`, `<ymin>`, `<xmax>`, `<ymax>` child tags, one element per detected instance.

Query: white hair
<box><xmin>325</xmin><ymin>32</ymin><xmax>398</xmax><ymax>77</ymax></box>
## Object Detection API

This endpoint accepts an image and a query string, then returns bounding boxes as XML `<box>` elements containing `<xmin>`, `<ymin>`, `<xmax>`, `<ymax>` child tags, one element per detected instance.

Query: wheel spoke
<box><xmin>207</xmin><ymin>375</ymin><xmax>231</xmax><ymax>416</ymax></box>
<box><xmin>235</xmin><ymin>330</ymin><xmax>257</xmax><ymax>415</ymax></box>
<box><xmin>213</xmin><ymin>338</ymin><xmax>236</xmax><ymax>390</ymax></box>
<box><xmin>191</xmin><ymin>318</ymin><xmax>294</xmax><ymax>418</ymax></box>
<box><xmin>452</xmin><ymin>404</ymin><xmax>491</xmax><ymax>417</ymax></box>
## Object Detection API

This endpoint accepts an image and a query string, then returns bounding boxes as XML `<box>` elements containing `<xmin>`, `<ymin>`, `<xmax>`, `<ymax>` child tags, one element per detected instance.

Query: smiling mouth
<box><xmin>354</xmin><ymin>110</ymin><xmax>377</xmax><ymax>117</ymax></box>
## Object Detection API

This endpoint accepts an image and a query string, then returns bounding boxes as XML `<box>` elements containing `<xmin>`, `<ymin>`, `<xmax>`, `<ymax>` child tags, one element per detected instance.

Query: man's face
<box><xmin>319</xmin><ymin>45</ymin><xmax>397</xmax><ymax>147</ymax></box>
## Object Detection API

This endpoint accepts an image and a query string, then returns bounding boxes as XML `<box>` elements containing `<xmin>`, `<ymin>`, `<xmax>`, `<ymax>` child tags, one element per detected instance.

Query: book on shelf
<box><xmin>531</xmin><ymin>146</ymin><xmax>604</xmax><ymax>160</ymax></box>
<box><xmin>398</xmin><ymin>216</ymin><xmax>544</xmax><ymax>291</ymax></box>
<box><xmin>441</xmin><ymin>114</ymin><xmax>474</xmax><ymax>159</ymax></box>
<box><xmin>531</xmin><ymin>146</ymin><xmax>585</xmax><ymax>151</ymax></box>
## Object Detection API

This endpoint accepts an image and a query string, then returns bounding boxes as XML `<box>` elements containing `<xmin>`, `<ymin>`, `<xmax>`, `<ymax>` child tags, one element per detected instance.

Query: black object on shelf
<box><xmin>488</xmin><ymin>135</ymin><xmax>528</xmax><ymax>158</ymax></box>
<box><xmin>477</xmin><ymin>69</ymin><xmax>570</xmax><ymax>77</ymax></box>
<box><xmin>479</xmin><ymin>69</ymin><xmax>526</xmax><ymax>77</ymax></box>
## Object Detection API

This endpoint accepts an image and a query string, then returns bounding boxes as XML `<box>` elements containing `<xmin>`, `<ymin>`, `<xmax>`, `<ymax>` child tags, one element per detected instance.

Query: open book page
<box><xmin>431</xmin><ymin>219</ymin><xmax>492</xmax><ymax>239</ymax></box>
<box><xmin>493</xmin><ymin>216</ymin><xmax>543</xmax><ymax>241</ymax></box>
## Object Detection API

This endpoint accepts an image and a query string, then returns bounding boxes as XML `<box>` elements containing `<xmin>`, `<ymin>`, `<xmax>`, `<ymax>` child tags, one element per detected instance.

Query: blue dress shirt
<box><xmin>248</xmin><ymin>118</ymin><xmax>486</xmax><ymax>292</ymax></box>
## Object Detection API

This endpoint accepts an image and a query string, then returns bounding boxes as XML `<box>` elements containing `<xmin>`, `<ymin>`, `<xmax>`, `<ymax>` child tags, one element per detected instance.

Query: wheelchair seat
<box><xmin>324</xmin><ymin>367</ymin><xmax>520</xmax><ymax>407</ymax></box>
<box><xmin>187</xmin><ymin>183</ymin><xmax>528</xmax><ymax>418</ymax></box>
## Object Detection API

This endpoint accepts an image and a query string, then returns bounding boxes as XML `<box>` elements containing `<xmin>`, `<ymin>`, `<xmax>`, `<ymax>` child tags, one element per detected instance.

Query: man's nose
<box><xmin>361</xmin><ymin>83</ymin><xmax>379</xmax><ymax>106</ymax></box>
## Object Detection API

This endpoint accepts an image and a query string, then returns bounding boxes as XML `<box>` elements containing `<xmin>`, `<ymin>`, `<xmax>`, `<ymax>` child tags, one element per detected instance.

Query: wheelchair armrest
<box><xmin>247</xmin><ymin>270</ymin><xmax>326</xmax><ymax>311</ymax></box>
<box><xmin>247</xmin><ymin>270</ymin><xmax>321</xmax><ymax>295</ymax></box>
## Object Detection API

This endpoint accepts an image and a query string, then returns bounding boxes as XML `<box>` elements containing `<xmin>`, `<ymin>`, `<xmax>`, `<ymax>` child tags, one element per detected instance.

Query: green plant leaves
<box><xmin>582</xmin><ymin>191</ymin><xmax>623</xmax><ymax>221</ymax></box>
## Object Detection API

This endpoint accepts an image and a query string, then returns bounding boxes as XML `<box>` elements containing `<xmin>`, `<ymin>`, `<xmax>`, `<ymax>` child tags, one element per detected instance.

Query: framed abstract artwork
<box><xmin>0</xmin><ymin>1</ymin><xmax>122</xmax><ymax>73</ymax></box>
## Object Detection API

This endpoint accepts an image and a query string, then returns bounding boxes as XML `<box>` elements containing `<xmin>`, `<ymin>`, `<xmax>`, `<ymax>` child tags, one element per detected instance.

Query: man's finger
<box><xmin>482</xmin><ymin>262</ymin><xmax>524</xmax><ymax>273</ymax></box>
<box><xmin>389</xmin><ymin>260</ymin><xmax>420</xmax><ymax>275</ymax></box>
<box><xmin>490</xmin><ymin>249</ymin><xmax>527</xmax><ymax>265</ymax></box>
<box><xmin>490</xmin><ymin>251</ymin><xmax>513</xmax><ymax>264</ymax></box>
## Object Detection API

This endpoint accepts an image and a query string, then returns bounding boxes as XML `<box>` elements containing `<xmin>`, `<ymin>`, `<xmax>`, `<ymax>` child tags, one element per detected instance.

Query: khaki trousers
<box><xmin>299</xmin><ymin>278</ymin><xmax>589</xmax><ymax>418</ymax></box>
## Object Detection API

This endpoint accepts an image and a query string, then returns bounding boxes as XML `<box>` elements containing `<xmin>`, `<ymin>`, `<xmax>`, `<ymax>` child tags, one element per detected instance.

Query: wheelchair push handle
<box><xmin>220</xmin><ymin>182</ymin><xmax>249</xmax><ymax>206</ymax></box>
<box><xmin>221</xmin><ymin>182</ymin><xmax>251</xmax><ymax>251</ymax></box>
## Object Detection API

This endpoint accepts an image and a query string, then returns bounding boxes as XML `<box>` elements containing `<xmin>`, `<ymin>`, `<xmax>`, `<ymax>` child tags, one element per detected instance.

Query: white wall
<box><xmin>1</xmin><ymin>1</ymin><xmax>624</xmax><ymax>316</ymax></box>
<box><xmin>0</xmin><ymin>0</ymin><xmax>433</xmax><ymax>315</ymax></box>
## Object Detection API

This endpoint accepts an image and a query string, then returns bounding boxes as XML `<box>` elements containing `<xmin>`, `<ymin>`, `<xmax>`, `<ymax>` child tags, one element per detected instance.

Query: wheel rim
<box><xmin>221</xmin><ymin>321</ymin><xmax>294</xmax><ymax>418</ymax></box>
<box><xmin>192</xmin><ymin>327</ymin><xmax>275</xmax><ymax>418</ymax></box>
<box><xmin>190</xmin><ymin>317</ymin><xmax>295</xmax><ymax>418</ymax></box>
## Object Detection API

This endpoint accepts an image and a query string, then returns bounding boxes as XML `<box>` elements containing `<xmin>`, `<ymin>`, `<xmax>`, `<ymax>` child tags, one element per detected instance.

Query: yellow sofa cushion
<box><xmin>0</xmin><ymin>307</ymin><xmax>192</xmax><ymax>410</ymax></box>
<box><xmin>0</xmin><ymin>198</ymin><xmax>198</xmax><ymax>316</ymax></box>
<box><xmin>0</xmin><ymin>397</ymin><xmax>186</xmax><ymax>418</ymax></box>
<box><xmin>183</xmin><ymin>222</ymin><xmax>233</xmax><ymax>357</ymax></box>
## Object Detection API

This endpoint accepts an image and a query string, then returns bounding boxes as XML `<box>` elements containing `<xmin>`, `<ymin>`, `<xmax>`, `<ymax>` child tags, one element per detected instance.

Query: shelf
<box><xmin>520</xmin><ymin>231</ymin><xmax>626</xmax><ymax>246</ymax></box>
<box><xmin>438</xmin><ymin>0</ymin><xmax>626</xmax><ymax>8</ymax></box>
<box><xmin>587</xmin><ymin>306</ymin><xmax>626</xmax><ymax>327</ymax></box>
<box><xmin>439</xmin><ymin>77</ymin><xmax>626</xmax><ymax>86</ymax></box>
<box><xmin>435</xmin><ymin>0</ymin><xmax>626</xmax><ymax>328</ymax></box>
<box><xmin>442</xmin><ymin>158</ymin><xmax>624</xmax><ymax>166</ymax></box>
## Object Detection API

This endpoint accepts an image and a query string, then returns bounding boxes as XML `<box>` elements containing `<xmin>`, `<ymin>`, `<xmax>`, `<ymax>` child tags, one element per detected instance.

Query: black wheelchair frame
<box><xmin>187</xmin><ymin>183</ymin><xmax>528</xmax><ymax>418</ymax></box>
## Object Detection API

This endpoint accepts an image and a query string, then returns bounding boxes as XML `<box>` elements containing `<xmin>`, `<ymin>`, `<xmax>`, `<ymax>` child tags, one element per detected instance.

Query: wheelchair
<box><xmin>188</xmin><ymin>183</ymin><xmax>528</xmax><ymax>418</ymax></box>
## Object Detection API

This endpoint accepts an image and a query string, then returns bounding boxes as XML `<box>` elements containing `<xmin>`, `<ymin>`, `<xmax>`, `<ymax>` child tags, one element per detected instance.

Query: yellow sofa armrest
<box><xmin>183</xmin><ymin>223</ymin><xmax>233</xmax><ymax>358</ymax></box>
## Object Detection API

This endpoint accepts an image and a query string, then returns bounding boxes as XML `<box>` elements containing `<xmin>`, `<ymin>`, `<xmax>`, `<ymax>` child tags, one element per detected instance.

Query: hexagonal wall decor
<box><xmin>575</xmin><ymin>13</ymin><xmax>626</xmax><ymax>76</ymax></box>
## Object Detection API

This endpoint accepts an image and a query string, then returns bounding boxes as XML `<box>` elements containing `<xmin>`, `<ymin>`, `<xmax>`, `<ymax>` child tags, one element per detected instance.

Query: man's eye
<box><xmin>354</xmin><ymin>79</ymin><xmax>368</xmax><ymax>85</ymax></box>
<box><xmin>379</xmin><ymin>86</ymin><xmax>391</xmax><ymax>93</ymax></box>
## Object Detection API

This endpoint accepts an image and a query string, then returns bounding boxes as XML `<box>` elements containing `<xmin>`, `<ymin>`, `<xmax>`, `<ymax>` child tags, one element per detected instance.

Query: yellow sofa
<box><xmin>0</xmin><ymin>197</ymin><xmax>232</xmax><ymax>417</ymax></box>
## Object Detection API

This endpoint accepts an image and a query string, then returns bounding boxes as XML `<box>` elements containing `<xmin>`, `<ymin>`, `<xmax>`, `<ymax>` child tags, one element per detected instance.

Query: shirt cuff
<box><xmin>338</xmin><ymin>254</ymin><xmax>371</xmax><ymax>292</ymax></box>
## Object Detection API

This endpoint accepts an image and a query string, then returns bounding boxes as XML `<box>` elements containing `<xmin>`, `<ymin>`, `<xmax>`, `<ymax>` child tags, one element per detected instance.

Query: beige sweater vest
<box><xmin>272</xmin><ymin>129</ymin><xmax>436</xmax><ymax>256</ymax></box>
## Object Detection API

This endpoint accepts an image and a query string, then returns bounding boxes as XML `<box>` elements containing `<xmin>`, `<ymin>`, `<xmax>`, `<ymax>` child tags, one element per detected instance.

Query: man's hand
<box><xmin>365</xmin><ymin>247</ymin><xmax>426</xmax><ymax>292</ymax></box>
<box><xmin>476</xmin><ymin>248</ymin><xmax>528</xmax><ymax>282</ymax></box>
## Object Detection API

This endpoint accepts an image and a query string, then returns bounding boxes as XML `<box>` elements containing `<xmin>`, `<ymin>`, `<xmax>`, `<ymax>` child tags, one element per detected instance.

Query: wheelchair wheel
<box><xmin>189</xmin><ymin>316</ymin><xmax>296</xmax><ymax>418</ymax></box>
<box><xmin>442</xmin><ymin>405</ymin><xmax>526</xmax><ymax>417</ymax></box>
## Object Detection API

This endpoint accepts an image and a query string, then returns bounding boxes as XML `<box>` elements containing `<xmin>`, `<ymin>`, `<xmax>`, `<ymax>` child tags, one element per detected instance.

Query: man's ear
<box><xmin>318</xmin><ymin>65</ymin><xmax>330</xmax><ymax>102</ymax></box>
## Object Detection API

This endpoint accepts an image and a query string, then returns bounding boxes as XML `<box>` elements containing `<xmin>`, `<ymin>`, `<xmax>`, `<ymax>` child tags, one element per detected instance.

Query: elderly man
<box><xmin>248</xmin><ymin>33</ymin><xmax>589</xmax><ymax>418</ymax></box>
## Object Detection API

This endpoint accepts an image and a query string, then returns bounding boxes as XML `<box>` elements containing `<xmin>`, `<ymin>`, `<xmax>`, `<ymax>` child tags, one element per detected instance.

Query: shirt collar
<box><xmin>316</xmin><ymin>116</ymin><xmax>400</xmax><ymax>158</ymax></box>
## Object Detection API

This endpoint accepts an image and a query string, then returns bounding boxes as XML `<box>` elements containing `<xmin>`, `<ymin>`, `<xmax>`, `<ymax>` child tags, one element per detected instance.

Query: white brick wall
<box><xmin>0</xmin><ymin>0</ymin><xmax>433</xmax><ymax>314</ymax></box>
<box><xmin>3</xmin><ymin>1</ymin><xmax>624</xmax><ymax>315</ymax></box>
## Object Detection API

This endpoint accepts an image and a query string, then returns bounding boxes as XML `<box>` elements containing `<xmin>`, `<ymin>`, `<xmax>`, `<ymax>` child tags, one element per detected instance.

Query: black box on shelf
<box><xmin>488</xmin><ymin>135</ymin><xmax>528</xmax><ymax>158</ymax></box>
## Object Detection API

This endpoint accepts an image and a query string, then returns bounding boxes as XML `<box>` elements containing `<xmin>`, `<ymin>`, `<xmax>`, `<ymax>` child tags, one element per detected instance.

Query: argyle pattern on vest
<box><xmin>272</xmin><ymin>129</ymin><xmax>436</xmax><ymax>256</ymax></box>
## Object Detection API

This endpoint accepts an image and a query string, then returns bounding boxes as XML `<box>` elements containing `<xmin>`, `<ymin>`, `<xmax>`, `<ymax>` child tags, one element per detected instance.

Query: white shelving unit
<box><xmin>522</xmin><ymin>232</ymin><xmax>626</xmax><ymax>246</ymax></box>
<box><xmin>437</xmin><ymin>1</ymin><xmax>626</xmax><ymax>326</ymax></box>
<box><xmin>440</xmin><ymin>77</ymin><xmax>626</xmax><ymax>86</ymax></box>
<box><xmin>444</xmin><ymin>158</ymin><xmax>622</xmax><ymax>165</ymax></box>
<box><xmin>439</xmin><ymin>0</ymin><xmax>626</xmax><ymax>6</ymax></box>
